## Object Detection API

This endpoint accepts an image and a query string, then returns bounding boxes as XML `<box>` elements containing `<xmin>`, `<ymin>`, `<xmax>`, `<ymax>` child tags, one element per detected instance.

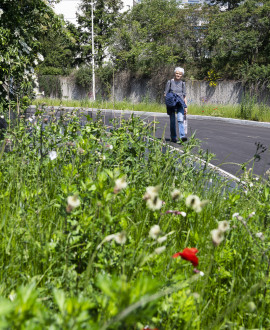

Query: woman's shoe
<box><xmin>171</xmin><ymin>139</ymin><xmax>177</xmax><ymax>143</ymax></box>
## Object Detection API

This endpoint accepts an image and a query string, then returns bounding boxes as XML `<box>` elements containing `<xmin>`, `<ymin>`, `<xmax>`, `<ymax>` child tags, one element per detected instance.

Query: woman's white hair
<box><xmin>174</xmin><ymin>67</ymin><xmax>185</xmax><ymax>74</ymax></box>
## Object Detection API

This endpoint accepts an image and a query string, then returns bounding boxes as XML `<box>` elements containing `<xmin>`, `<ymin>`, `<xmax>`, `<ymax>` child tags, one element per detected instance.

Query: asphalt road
<box><xmin>96</xmin><ymin>109</ymin><xmax>270</xmax><ymax>178</ymax></box>
<box><xmin>28</xmin><ymin>106</ymin><xmax>270</xmax><ymax>178</ymax></box>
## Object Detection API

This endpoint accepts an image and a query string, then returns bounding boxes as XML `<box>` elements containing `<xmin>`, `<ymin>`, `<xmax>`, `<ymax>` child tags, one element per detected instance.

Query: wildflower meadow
<box><xmin>0</xmin><ymin>107</ymin><xmax>270</xmax><ymax>329</ymax></box>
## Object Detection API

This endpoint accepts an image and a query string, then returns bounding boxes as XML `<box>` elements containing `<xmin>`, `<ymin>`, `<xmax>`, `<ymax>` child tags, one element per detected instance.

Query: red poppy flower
<box><xmin>172</xmin><ymin>248</ymin><xmax>199</xmax><ymax>267</ymax></box>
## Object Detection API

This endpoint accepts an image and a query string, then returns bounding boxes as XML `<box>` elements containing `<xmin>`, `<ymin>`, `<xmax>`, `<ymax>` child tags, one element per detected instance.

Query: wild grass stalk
<box><xmin>0</xmin><ymin>106</ymin><xmax>269</xmax><ymax>328</ymax></box>
<box><xmin>33</xmin><ymin>97</ymin><xmax>270</xmax><ymax>122</ymax></box>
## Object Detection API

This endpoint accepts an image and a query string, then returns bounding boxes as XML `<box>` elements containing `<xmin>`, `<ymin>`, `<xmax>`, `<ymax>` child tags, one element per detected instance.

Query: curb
<box><xmin>29</xmin><ymin>105</ymin><xmax>270</xmax><ymax>128</ymax></box>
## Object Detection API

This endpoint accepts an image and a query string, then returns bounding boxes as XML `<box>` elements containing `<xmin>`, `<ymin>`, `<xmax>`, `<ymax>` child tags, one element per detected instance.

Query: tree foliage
<box><xmin>0</xmin><ymin>0</ymin><xmax>62</xmax><ymax>110</ymax></box>
<box><xmin>37</xmin><ymin>21</ymin><xmax>81</xmax><ymax>76</ymax></box>
<box><xmin>77</xmin><ymin>0</ymin><xmax>123</xmax><ymax>66</ymax></box>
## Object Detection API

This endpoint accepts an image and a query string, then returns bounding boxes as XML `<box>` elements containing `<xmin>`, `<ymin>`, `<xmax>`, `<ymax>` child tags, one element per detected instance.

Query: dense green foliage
<box><xmin>77</xmin><ymin>0</ymin><xmax>123</xmax><ymax>66</ymax></box>
<box><xmin>0</xmin><ymin>110</ymin><xmax>270</xmax><ymax>328</ymax></box>
<box><xmin>0</xmin><ymin>0</ymin><xmax>61</xmax><ymax>112</ymax></box>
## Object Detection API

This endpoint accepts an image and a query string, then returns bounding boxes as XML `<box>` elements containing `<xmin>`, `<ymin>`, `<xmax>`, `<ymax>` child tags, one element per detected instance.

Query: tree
<box><xmin>0</xmin><ymin>0</ymin><xmax>62</xmax><ymax>112</ymax></box>
<box><xmin>109</xmin><ymin>0</ymin><xmax>216</xmax><ymax>78</ymax></box>
<box><xmin>38</xmin><ymin>20</ymin><xmax>81</xmax><ymax>75</ymax></box>
<box><xmin>77</xmin><ymin>0</ymin><xmax>123</xmax><ymax>67</ymax></box>
<box><xmin>206</xmin><ymin>0</ymin><xmax>270</xmax><ymax>84</ymax></box>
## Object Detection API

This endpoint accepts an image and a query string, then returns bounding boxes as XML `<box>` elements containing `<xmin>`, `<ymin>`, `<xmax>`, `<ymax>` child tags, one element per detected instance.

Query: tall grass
<box><xmin>0</xmin><ymin>107</ymin><xmax>270</xmax><ymax>328</ymax></box>
<box><xmin>33</xmin><ymin>97</ymin><xmax>270</xmax><ymax>122</ymax></box>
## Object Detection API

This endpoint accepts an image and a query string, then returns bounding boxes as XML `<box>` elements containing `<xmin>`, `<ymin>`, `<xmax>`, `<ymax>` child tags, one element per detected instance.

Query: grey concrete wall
<box><xmin>41</xmin><ymin>74</ymin><xmax>270</xmax><ymax>106</ymax></box>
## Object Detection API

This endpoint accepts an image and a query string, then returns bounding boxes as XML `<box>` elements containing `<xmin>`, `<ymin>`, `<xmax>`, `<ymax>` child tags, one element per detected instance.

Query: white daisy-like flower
<box><xmin>155</xmin><ymin>246</ymin><xmax>166</xmax><ymax>254</ymax></box>
<box><xmin>146</xmin><ymin>196</ymin><xmax>163</xmax><ymax>211</ymax></box>
<box><xmin>48</xmin><ymin>150</ymin><xmax>57</xmax><ymax>160</ymax></box>
<box><xmin>232</xmin><ymin>212</ymin><xmax>239</xmax><ymax>218</ymax></box>
<box><xmin>171</xmin><ymin>188</ymin><xmax>181</xmax><ymax>200</ymax></box>
<box><xmin>211</xmin><ymin>229</ymin><xmax>224</xmax><ymax>246</ymax></box>
<box><xmin>114</xmin><ymin>176</ymin><xmax>128</xmax><ymax>193</ymax></box>
<box><xmin>67</xmin><ymin>195</ymin><xmax>81</xmax><ymax>209</ymax></box>
<box><xmin>149</xmin><ymin>225</ymin><xmax>161</xmax><ymax>239</ymax></box>
<box><xmin>218</xmin><ymin>220</ymin><xmax>230</xmax><ymax>232</ymax></box>
<box><xmin>0</xmin><ymin>9</ymin><xmax>4</xmax><ymax>18</ymax></box>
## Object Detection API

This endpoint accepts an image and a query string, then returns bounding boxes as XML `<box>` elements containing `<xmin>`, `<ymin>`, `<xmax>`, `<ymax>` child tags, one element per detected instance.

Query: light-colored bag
<box><xmin>184</xmin><ymin>115</ymin><xmax>188</xmax><ymax>135</ymax></box>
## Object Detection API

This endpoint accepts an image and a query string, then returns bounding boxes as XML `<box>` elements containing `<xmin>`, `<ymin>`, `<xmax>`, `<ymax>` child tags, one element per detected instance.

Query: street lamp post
<box><xmin>91</xmin><ymin>1</ymin><xmax>95</xmax><ymax>101</ymax></box>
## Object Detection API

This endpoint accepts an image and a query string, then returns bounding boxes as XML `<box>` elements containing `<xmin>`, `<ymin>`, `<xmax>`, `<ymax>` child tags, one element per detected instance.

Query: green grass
<box><xmin>32</xmin><ymin>97</ymin><xmax>270</xmax><ymax>122</ymax></box>
<box><xmin>1</xmin><ymin>108</ymin><xmax>270</xmax><ymax>328</ymax></box>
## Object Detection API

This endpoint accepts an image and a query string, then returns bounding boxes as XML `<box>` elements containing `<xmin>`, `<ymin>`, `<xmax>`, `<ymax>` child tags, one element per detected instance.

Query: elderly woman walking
<box><xmin>164</xmin><ymin>67</ymin><xmax>188</xmax><ymax>143</ymax></box>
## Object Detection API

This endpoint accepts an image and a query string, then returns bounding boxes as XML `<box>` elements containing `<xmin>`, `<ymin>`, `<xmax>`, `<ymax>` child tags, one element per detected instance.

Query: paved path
<box><xmin>28</xmin><ymin>106</ymin><xmax>270</xmax><ymax>178</ymax></box>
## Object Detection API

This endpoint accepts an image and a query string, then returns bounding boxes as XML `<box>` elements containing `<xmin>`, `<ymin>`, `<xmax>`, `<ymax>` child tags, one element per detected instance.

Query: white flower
<box><xmin>104</xmin><ymin>234</ymin><xmax>116</xmax><ymax>242</ymax></box>
<box><xmin>0</xmin><ymin>9</ymin><xmax>4</xmax><ymax>18</ymax></box>
<box><xmin>67</xmin><ymin>195</ymin><xmax>81</xmax><ymax>209</ymax></box>
<box><xmin>34</xmin><ymin>59</ymin><xmax>38</xmax><ymax>66</ymax></box>
<box><xmin>155</xmin><ymin>246</ymin><xmax>166</xmax><ymax>254</ymax></box>
<box><xmin>157</xmin><ymin>235</ymin><xmax>167</xmax><ymax>244</ymax></box>
<box><xmin>232</xmin><ymin>212</ymin><xmax>239</xmax><ymax>218</ymax></box>
<box><xmin>37</xmin><ymin>53</ymin><xmax>44</xmax><ymax>62</ymax></box>
<box><xmin>171</xmin><ymin>188</ymin><xmax>181</xmax><ymax>200</ymax></box>
<box><xmin>114</xmin><ymin>231</ymin><xmax>127</xmax><ymax>245</ymax></box>
<box><xmin>255</xmin><ymin>232</ymin><xmax>265</xmax><ymax>241</ymax></box>
<box><xmin>149</xmin><ymin>225</ymin><xmax>161</xmax><ymax>239</ymax></box>
<box><xmin>211</xmin><ymin>229</ymin><xmax>224</xmax><ymax>246</ymax></box>
<box><xmin>218</xmin><ymin>221</ymin><xmax>230</xmax><ymax>232</ymax></box>
<box><xmin>99</xmin><ymin>231</ymin><xmax>127</xmax><ymax>248</ymax></box>
<box><xmin>185</xmin><ymin>194</ymin><xmax>208</xmax><ymax>213</ymax></box>
<box><xmin>102</xmin><ymin>155</ymin><xmax>106</xmax><ymax>161</ymax></box>
<box><xmin>199</xmin><ymin>271</ymin><xmax>205</xmax><ymax>276</ymax></box>
<box><xmin>143</xmin><ymin>185</ymin><xmax>160</xmax><ymax>200</ymax></box>
<box><xmin>48</xmin><ymin>151</ymin><xmax>57</xmax><ymax>160</ymax></box>
<box><xmin>179</xmin><ymin>211</ymin><xmax>186</xmax><ymax>217</ymax></box>
<box><xmin>114</xmin><ymin>176</ymin><xmax>127</xmax><ymax>193</ymax></box>
<box><xmin>248</xmin><ymin>211</ymin><xmax>255</xmax><ymax>218</ymax></box>
<box><xmin>8</xmin><ymin>291</ymin><xmax>16</xmax><ymax>301</ymax></box>
<box><xmin>146</xmin><ymin>196</ymin><xmax>163</xmax><ymax>211</ymax></box>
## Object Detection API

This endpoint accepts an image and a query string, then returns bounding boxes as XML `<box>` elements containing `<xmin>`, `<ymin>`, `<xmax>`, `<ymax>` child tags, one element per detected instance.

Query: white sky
<box><xmin>54</xmin><ymin>0</ymin><xmax>134</xmax><ymax>25</ymax></box>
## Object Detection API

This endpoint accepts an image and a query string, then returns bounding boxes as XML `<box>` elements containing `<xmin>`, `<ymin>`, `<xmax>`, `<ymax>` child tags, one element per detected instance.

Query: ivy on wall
<box><xmin>38</xmin><ymin>75</ymin><xmax>62</xmax><ymax>99</ymax></box>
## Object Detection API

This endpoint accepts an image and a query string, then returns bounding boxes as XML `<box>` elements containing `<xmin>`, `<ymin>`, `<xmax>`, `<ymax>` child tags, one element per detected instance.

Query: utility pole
<box><xmin>91</xmin><ymin>1</ymin><xmax>95</xmax><ymax>101</ymax></box>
